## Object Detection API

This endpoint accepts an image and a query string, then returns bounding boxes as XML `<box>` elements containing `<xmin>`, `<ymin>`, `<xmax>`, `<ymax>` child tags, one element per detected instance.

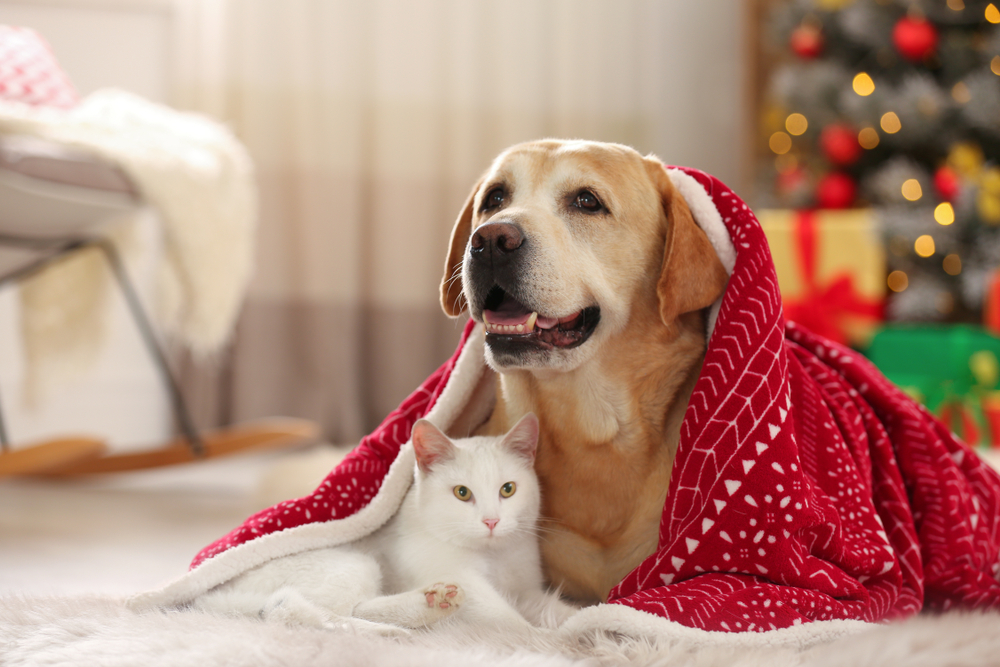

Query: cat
<box><xmin>193</xmin><ymin>413</ymin><xmax>576</xmax><ymax>635</ymax></box>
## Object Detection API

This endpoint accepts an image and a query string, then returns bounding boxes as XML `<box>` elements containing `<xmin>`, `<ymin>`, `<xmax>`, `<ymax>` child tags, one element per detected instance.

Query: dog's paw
<box><xmin>423</xmin><ymin>583</ymin><xmax>463</xmax><ymax>613</ymax></box>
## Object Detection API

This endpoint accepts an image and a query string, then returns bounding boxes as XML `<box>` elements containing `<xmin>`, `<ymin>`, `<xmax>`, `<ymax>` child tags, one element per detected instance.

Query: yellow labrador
<box><xmin>441</xmin><ymin>140</ymin><xmax>729</xmax><ymax>602</ymax></box>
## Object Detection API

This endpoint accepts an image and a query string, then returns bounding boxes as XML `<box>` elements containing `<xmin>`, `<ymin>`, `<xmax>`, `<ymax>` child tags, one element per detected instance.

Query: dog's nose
<box><xmin>470</xmin><ymin>222</ymin><xmax>524</xmax><ymax>255</ymax></box>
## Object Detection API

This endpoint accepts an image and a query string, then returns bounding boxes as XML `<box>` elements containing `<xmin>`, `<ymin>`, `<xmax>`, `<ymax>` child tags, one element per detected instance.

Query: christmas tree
<box><xmin>757</xmin><ymin>0</ymin><xmax>1000</xmax><ymax>323</ymax></box>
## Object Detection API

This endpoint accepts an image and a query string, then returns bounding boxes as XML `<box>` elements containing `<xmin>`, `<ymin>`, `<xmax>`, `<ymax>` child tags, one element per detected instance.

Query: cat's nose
<box><xmin>483</xmin><ymin>518</ymin><xmax>499</xmax><ymax>533</ymax></box>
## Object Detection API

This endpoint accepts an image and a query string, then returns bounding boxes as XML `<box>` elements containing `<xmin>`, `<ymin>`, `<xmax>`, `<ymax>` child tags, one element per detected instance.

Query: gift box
<box><xmin>759</xmin><ymin>208</ymin><xmax>885</xmax><ymax>348</ymax></box>
<box><xmin>866</xmin><ymin>324</ymin><xmax>1000</xmax><ymax>449</ymax></box>
<box><xmin>986</xmin><ymin>269</ymin><xmax>1000</xmax><ymax>337</ymax></box>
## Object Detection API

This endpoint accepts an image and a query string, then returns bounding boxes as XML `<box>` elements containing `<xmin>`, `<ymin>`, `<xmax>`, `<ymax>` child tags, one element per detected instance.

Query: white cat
<box><xmin>193</xmin><ymin>413</ymin><xmax>576</xmax><ymax>635</ymax></box>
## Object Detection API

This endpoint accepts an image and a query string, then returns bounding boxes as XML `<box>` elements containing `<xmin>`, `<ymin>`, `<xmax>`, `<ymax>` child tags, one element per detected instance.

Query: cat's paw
<box><xmin>327</xmin><ymin>616</ymin><xmax>413</xmax><ymax>638</ymax></box>
<box><xmin>262</xmin><ymin>588</ymin><xmax>330</xmax><ymax>627</ymax></box>
<box><xmin>423</xmin><ymin>583</ymin><xmax>464</xmax><ymax>613</ymax></box>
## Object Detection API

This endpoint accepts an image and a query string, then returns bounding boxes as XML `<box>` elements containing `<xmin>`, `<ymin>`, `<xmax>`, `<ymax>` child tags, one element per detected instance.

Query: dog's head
<box><xmin>441</xmin><ymin>139</ymin><xmax>728</xmax><ymax>372</ymax></box>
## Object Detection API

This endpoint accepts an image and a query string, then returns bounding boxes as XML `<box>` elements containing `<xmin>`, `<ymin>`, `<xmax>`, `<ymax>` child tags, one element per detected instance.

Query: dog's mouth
<box><xmin>480</xmin><ymin>286</ymin><xmax>600</xmax><ymax>350</ymax></box>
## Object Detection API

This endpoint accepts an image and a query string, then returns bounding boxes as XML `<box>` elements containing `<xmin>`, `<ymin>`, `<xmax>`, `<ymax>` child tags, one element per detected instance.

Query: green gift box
<box><xmin>866</xmin><ymin>324</ymin><xmax>1000</xmax><ymax>448</ymax></box>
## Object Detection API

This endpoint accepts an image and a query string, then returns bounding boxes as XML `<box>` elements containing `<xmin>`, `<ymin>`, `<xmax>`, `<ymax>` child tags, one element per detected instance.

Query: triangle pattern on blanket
<box><xmin>190</xmin><ymin>165</ymin><xmax>1000</xmax><ymax>634</ymax></box>
<box><xmin>190</xmin><ymin>323</ymin><xmax>475</xmax><ymax>567</ymax></box>
<box><xmin>606</xmin><ymin>167</ymin><xmax>1000</xmax><ymax>631</ymax></box>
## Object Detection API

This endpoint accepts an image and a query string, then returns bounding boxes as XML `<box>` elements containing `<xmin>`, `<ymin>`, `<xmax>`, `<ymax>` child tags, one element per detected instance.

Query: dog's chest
<box><xmin>534</xmin><ymin>426</ymin><xmax>675</xmax><ymax>602</ymax></box>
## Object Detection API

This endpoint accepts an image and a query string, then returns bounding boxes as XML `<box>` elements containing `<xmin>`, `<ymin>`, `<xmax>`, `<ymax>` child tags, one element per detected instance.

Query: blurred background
<box><xmin>1</xmin><ymin>0</ymin><xmax>1000</xmax><ymax>596</ymax></box>
<box><xmin>0</xmin><ymin>0</ymin><xmax>747</xmax><ymax>453</ymax></box>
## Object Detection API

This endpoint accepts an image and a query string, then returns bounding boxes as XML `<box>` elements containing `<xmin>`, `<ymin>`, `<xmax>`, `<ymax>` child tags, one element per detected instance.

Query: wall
<box><xmin>0</xmin><ymin>0</ymin><xmax>749</xmax><ymax>448</ymax></box>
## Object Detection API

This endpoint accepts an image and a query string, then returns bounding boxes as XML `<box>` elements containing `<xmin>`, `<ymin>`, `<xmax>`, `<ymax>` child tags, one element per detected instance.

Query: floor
<box><xmin>5</xmin><ymin>442</ymin><xmax>1000</xmax><ymax>599</ymax></box>
<box><xmin>0</xmin><ymin>444</ymin><xmax>348</xmax><ymax>597</ymax></box>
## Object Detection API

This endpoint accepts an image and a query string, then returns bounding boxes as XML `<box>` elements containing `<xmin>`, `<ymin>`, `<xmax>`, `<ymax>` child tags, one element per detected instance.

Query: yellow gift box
<box><xmin>758</xmin><ymin>209</ymin><xmax>886</xmax><ymax>347</ymax></box>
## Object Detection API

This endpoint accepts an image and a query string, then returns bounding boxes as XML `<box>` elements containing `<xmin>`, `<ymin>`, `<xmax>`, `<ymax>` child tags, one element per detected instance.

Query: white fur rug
<box><xmin>3</xmin><ymin>595</ymin><xmax>1000</xmax><ymax>667</ymax></box>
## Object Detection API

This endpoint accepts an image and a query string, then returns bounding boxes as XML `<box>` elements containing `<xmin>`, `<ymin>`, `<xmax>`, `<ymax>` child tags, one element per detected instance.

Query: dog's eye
<box><xmin>482</xmin><ymin>187</ymin><xmax>506</xmax><ymax>212</ymax></box>
<box><xmin>572</xmin><ymin>190</ymin><xmax>604</xmax><ymax>213</ymax></box>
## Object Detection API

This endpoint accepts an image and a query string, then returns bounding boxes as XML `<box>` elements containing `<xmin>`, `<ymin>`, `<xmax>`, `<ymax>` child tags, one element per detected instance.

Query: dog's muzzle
<box><xmin>465</xmin><ymin>221</ymin><xmax>600</xmax><ymax>355</ymax></box>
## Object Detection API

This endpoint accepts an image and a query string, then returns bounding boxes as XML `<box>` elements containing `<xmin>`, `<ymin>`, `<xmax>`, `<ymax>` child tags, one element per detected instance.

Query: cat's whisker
<box><xmin>199</xmin><ymin>357</ymin><xmax>562</xmax><ymax>631</ymax></box>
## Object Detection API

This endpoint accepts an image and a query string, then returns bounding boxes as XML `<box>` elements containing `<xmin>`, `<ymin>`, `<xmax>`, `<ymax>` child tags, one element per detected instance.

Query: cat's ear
<box><xmin>503</xmin><ymin>413</ymin><xmax>539</xmax><ymax>463</ymax></box>
<box><xmin>411</xmin><ymin>419</ymin><xmax>456</xmax><ymax>474</ymax></box>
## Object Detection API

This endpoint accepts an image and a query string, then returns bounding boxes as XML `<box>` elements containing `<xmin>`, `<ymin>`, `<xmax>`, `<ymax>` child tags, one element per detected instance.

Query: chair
<box><xmin>0</xmin><ymin>28</ymin><xmax>318</xmax><ymax>477</ymax></box>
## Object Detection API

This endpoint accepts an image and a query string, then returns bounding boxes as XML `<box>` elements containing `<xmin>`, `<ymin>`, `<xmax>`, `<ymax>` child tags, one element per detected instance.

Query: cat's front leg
<box><xmin>514</xmin><ymin>587</ymin><xmax>580</xmax><ymax>629</ymax></box>
<box><xmin>193</xmin><ymin>547</ymin><xmax>382</xmax><ymax>629</ymax></box>
<box><xmin>352</xmin><ymin>582</ymin><xmax>464</xmax><ymax>628</ymax></box>
<box><xmin>451</xmin><ymin>574</ymin><xmax>544</xmax><ymax>636</ymax></box>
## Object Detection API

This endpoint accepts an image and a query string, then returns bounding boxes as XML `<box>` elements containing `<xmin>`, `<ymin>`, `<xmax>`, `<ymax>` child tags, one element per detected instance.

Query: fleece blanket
<box><xmin>132</xmin><ymin>167</ymin><xmax>1000</xmax><ymax>641</ymax></box>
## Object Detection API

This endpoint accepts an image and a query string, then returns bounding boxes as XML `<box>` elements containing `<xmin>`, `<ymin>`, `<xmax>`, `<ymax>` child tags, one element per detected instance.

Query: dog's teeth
<box><xmin>526</xmin><ymin>312</ymin><xmax>538</xmax><ymax>331</ymax></box>
<box><xmin>516</xmin><ymin>324</ymin><xmax>524</xmax><ymax>333</ymax></box>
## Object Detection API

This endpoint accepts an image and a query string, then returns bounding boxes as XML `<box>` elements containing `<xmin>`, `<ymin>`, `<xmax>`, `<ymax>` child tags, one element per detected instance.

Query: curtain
<box><xmin>168</xmin><ymin>0</ymin><xmax>746</xmax><ymax>443</ymax></box>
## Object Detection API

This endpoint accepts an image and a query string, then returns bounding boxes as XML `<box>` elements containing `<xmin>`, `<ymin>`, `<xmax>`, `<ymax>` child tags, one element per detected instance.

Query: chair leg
<box><xmin>93</xmin><ymin>239</ymin><xmax>205</xmax><ymax>457</ymax></box>
<box><xmin>0</xmin><ymin>235</ymin><xmax>90</xmax><ymax>454</ymax></box>
<box><xmin>0</xmin><ymin>380</ymin><xmax>9</xmax><ymax>451</ymax></box>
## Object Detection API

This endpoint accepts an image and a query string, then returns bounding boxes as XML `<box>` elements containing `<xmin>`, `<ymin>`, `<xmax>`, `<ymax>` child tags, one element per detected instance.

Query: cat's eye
<box><xmin>453</xmin><ymin>485</ymin><xmax>472</xmax><ymax>502</ymax></box>
<box><xmin>500</xmin><ymin>482</ymin><xmax>516</xmax><ymax>498</ymax></box>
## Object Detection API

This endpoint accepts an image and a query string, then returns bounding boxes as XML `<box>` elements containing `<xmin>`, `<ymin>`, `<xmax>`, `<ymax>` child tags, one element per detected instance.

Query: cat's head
<box><xmin>410</xmin><ymin>414</ymin><xmax>540</xmax><ymax>549</ymax></box>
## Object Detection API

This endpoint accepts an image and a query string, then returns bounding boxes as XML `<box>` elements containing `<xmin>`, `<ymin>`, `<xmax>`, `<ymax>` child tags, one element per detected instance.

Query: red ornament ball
<box><xmin>790</xmin><ymin>24</ymin><xmax>824</xmax><ymax>59</ymax></box>
<box><xmin>820</xmin><ymin>124</ymin><xmax>862</xmax><ymax>167</ymax></box>
<box><xmin>892</xmin><ymin>16</ymin><xmax>938</xmax><ymax>62</ymax></box>
<box><xmin>933</xmin><ymin>165</ymin><xmax>960</xmax><ymax>201</ymax></box>
<box><xmin>816</xmin><ymin>172</ymin><xmax>857</xmax><ymax>209</ymax></box>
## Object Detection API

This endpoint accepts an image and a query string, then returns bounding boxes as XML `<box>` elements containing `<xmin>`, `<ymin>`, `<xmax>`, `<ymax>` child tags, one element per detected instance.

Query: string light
<box><xmin>853</xmin><ymin>72</ymin><xmax>876</xmax><ymax>96</ymax></box>
<box><xmin>992</xmin><ymin>56</ymin><xmax>1000</xmax><ymax>75</ymax></box>
<box><xmin>934</xmin><ymin>202</ymin><xmax>955</xmax><ymax>225</ymax></box>
<box><xmin>987</xmin><ymin>3</ymin><xmax>1000</xmax><ymax>23</ymax></box>
<box><xmin>769</xmin><ymin>131</ymin><xmax>792</xmax><ymax>155</ymax></box>
<box><xmin>901</xmin><ymin>179</ymin><xmax>923</xmax><ymax>201</ymax></box>
<box><xmin>947</xmin><ymin>0</ymin><xmax>965</xmax><ymax>9</ymax></box>
<box><xmin>881</xmin><ymin>112</ymin><xmax>902</xmax><ymax>133</ymax></box>
<box><xmin>943</xmin><ymin>253</ymin><xmax>962</xmax><ymax>275</ymax></box>
<box><xmin>858</xmin><ymin>127</ymin><xmax>880</xmax><ymax>149</ymax></box>
<box><xmin>785</xmin><ymin>113</ymin><xmax>808</xmax><ymax>136</ymax></box>
<box><xmin>914</xmin><ymin>234</ymin><xmax>936</xmax><ymax>257</ymax></box>
<box><xmin>887</xmin><ymin>270</ymin><xmax>909</xmax><ymax>292</ymax></box>
<box><xmin>937</xmin><ymin>292</ymin><xmax>954</xmax><ymax>315</ymax></box>
<box><xmin>952</xmin><ymin>81</ymin><xmax>971</xmax><ymax>103</ymax></box>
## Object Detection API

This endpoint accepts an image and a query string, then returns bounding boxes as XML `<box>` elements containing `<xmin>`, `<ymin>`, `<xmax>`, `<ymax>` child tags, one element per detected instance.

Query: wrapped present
<box><xmin>866</xmin><ymin>324</ymin><xmax>1000</xmax><ymax>448</ymax></box>
<box><xmin>986</xmin><ymin>268</ymin><xmax>1000</xmax><ymax>337</ymax></box>
<box><xmin>759</xmin><ymin>208</ymin><xmax>885</xmax><ymax>347</ymax></box>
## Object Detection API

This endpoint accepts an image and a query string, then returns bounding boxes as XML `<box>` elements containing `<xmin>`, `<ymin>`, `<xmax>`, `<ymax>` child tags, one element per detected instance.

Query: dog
<box><xmin>439</xmin><ymin>139</ymin><xmax>729</xmax><ymax>602</ymax></box>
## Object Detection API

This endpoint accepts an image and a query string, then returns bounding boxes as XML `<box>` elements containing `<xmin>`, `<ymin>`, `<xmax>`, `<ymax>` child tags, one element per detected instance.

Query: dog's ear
<box><xmin>647</xmin><ymin>160</ymin><xmax>729</xmax><ymax>333</ymax></box>
<box><xmin>440</xmin><ymin>177</ymin><xmax>484</xmax><ymax>317</ymax></box>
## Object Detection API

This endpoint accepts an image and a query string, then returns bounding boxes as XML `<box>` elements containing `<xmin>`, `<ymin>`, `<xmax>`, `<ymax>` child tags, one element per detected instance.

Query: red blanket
<box><xmin>192</xmin><ymin>167</ymin><xmax>1000</xmax><ymax>633</ymax></box>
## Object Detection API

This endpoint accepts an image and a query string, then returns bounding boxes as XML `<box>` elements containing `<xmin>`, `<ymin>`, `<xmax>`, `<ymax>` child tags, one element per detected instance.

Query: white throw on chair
<box><xmin>0</xmin><ymin>26</ymin><xmax>318</xmax><ymax>476</ymax></box>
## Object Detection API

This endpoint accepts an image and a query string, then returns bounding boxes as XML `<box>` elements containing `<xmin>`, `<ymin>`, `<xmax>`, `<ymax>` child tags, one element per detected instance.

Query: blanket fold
<box><xmin>144</xmin><ymin>166</ymin><xmax>1000</xmax><ymax>639</ymax></box>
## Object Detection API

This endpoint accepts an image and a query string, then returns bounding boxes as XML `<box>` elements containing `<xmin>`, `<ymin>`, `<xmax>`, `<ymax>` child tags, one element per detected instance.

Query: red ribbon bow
<box><xmin>782</xmin><ymin>210</ymin><xmax>884</xmax><ymax>347</ymax></box>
